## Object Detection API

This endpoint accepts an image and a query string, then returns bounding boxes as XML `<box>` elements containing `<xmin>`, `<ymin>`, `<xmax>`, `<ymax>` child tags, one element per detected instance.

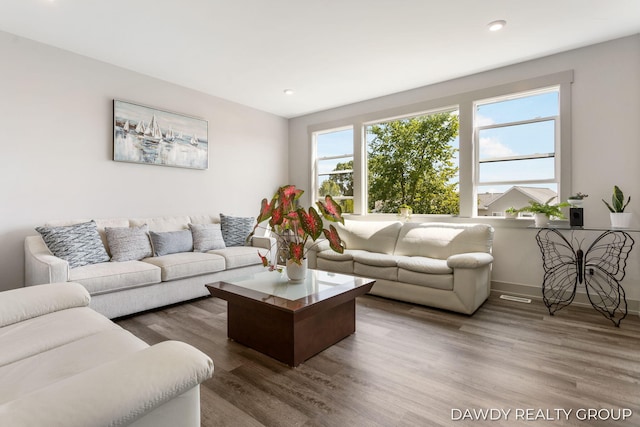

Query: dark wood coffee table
<box><xmin>206</xmin><ymin>269</ymin><xmax>375</xmax><ymax>367</ymax></box>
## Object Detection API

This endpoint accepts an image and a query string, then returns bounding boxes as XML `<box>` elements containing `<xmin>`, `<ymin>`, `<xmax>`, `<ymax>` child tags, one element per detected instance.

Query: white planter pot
<box><xmin>286</xmin><ymin>258</ymin><xmax>308</xmax><ymax>282</ymax></box>
<box><xmin>504</xmin><ymin>211</ymin><xmax>518</xmax><ymax>219</ymax></box>
<box><xmin>399</xmin><ymin>208</ymin><xmax>412</xmax><ymax>218</ymax></box>
<box><xmin>567</xmin><ymin>198</ymin><xmax>584</xmax><ymax>208</ymax></box>
<box><xmin>534</xmin><ymin>213</ymin><xmax>550</xmax><ymax>227</ymax></box>
<box><xmin>610</xmin><ymin>212</ymin><xmax>632</xmax><ymax>229</ymax></box>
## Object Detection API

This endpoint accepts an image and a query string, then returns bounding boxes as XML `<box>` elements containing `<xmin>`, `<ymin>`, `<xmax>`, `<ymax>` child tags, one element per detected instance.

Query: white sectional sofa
<box><xmin>307</xmin><ymin>220</ymin><xmax>494</xmax><ymax>315</ymax></box>
<box><xmin>0</xmin><ymin>282</ymin><xmax>213</xmax><ymax>427</ymax></box>
<box><xmin>24</xmin><ymin>215</ymin><xmax>274</xmax><ymax>319</ymax></box>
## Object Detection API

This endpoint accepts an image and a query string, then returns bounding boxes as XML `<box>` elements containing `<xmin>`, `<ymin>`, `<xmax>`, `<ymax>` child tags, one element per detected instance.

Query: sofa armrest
<box><xmin>0</xmin><ymin>282</ymin><xmax>90</xmax><ymax>328</ymax></box>
<box><xmin>0</xmin><ymin>340</ymin><xmax>214</xmax><ymax>427</ymax></box>
<box><xmin>447</xmin><ymin>252</ymin><xmax>494</xmax><ymax>269</ymax></box>
<box><xmin>250</xmin><ymin>235</ymin><xmax>276</xmax><ymax>251</ymax></box>
<box><xmin>24</xmin><ymin>235</ymin><xmax>69</xmax><ymax>285</ymax></box>
<box><xmin>306</xmin><ymin>238</ymin><xmax>331</xmax><ymax>253</ymax></box>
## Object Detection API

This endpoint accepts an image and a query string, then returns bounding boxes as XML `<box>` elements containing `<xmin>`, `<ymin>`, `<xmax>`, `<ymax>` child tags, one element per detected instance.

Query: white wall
<box><xmin>0</xmin><ymin>31</ymin><xmax>289</xmax><ymax>291</ymax></box>
<box><xmin>289</xmin><ymin>35</ymin><xmax>640</xmax><ymax>311</ymax></box>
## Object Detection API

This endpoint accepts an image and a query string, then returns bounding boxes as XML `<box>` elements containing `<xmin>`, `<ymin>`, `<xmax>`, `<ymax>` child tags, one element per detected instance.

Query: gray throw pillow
<box><xmin>219</xmin><ymin>214</ymin><xmax>255</xmax><ymax>247</ymax></box>
<box><xmin>105</xmin><ymin>224</ymin><xmax>153</xmax><ymax>262</ymax></box>
<box><xmin>149</xmin><ymin>230</ymin><xmax>193</xmax><ymax>256</ymax></box>
<box><xmin>36</xmin><ymin>220</ymin><xmax>110</xmax><ymax>269</ymax></box>
<box><xmin>189</xmin><ymin>223</ymin><xmax>225</xmax><ymax>252</ymax></box>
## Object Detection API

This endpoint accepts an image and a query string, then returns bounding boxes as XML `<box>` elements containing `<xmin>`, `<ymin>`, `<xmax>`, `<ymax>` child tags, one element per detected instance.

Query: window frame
<box><xmin>312</xmin><ymin>126</ymin><xmax>355</xmax><ymax>210</ymax></box>
<box><xmin>308</xmin><ymin>71</ymin><xmax>573</xmax><ymax>218</ymax></box>
<box><xmin>474</xmin><ymin>87</ymin><xmax>560</xmax><ymax>190</ymax></box>
<box><xmin>363</xmin><ymin>106</ymin><xmax>460</xmax><ymax>215</ymax></box>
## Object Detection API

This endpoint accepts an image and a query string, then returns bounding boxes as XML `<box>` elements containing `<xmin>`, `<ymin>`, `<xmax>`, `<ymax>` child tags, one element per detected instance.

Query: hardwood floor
<box><xmin>116</xmin><ymin>294</ymin><xmax>640</xmax><ymax>426</ymax></box>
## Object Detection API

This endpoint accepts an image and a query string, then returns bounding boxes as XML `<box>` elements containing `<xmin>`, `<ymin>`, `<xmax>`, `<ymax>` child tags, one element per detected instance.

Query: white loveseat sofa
<box><xmin>307</xmin><ymin>220</ymin><xmax>494</xmax><ymax>315</ymax></box>
<box><xmin>0</xmin><ymin>282</ymin><xmax>213</xmax><ymax>427</ymax></box>
<box><xmin>25</xmin><ymin>215</ymin><xmax>274</xmax><ymax>319</ymax></box>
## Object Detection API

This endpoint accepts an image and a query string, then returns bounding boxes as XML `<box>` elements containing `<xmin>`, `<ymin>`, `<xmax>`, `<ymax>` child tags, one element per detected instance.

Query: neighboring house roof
<box><xmin>478</xmin><ymin>186</ymin><xmax>558</xmax><ymax>210</ymax></box>
<box><xmin>512</xmin><ymin>186</ymin><xmax>558</xmax><ymax>205</ymax></box>
<box><xmin>478</xmin><ymin>192</ymin><xmax>503</xmax><ymax>210</ymax></box>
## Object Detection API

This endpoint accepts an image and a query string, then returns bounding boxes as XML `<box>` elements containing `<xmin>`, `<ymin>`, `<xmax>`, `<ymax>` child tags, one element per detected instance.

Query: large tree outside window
<box><xmin>366</xmin><ymin>111</ymin><xmax>459</xmax><ymax>214</ymax></box>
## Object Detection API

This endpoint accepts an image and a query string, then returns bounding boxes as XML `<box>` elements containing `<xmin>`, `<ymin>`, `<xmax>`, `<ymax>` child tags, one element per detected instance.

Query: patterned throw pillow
<box><xmin>105</xmin><ymin>224</ymin><xmax>153</xmax><ymax>262</ymax></box>
<box><xmin>149</xmin><ymin>230</ymin><xmax>193</xmax><ymax>256</ymax></box>
<box><xmin>36</xmin><ymin>220</ymin><xmax>110</xmax><ymax>268</ymax></box>
<box><xmin>189</xmin><ymin>223</ymin><xmax>225</xmax><ymax>252</ymax></box>
<box><xmin>219</xmin><ymin>214</ymin><xmax>255</xmax><ymax>247</ymax></box>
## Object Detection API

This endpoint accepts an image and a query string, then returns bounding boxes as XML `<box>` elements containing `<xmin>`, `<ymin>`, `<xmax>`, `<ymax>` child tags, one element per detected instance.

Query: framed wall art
<box><xmin>113</xmin><ymin>100</ymin><xmax>209</xmax><ymax>170</ymax></box>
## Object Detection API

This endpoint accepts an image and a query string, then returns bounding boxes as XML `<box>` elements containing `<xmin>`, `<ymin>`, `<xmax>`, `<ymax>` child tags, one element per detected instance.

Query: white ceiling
<box><xmin>1</xmin><ymin>1</ymin><xmax>639</xmax><ymax>118</ymax></box>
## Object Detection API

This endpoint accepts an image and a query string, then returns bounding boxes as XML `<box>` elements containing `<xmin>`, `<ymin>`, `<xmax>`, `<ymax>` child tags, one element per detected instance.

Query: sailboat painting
<box><xmin>113</xmin><ymin>100</ymin><xmax>208</xmax><ymax>170</ymax></box>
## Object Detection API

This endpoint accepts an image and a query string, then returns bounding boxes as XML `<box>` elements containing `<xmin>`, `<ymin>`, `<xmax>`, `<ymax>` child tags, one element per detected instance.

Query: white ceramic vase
<box><xmin>610</xmin><ymin>212</ymin><xmax>632</xmax><ymax>229</ymax></box>
<box><xmin>286</xmin><ymin>258</ymin><xmax>308</xmax><ymax>282</ymax></box>
<box><xmin>534</xmin><ymin>213</ymin><xmax>550</xmax><ymax>227</ymax></box>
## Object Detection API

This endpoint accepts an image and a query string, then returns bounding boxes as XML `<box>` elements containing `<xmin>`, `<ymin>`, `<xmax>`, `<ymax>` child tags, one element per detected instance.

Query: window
<box><xmin>314</xmin><ymin>128</ymin><xmax>354</xmax><ymax>213</ymax></box>
<box><xmin>474</xmin><ymin>88</ymin><xmax>560</xmax><ymax>215</ymax></box>
<box><xmin>365</xmin><ymin>109</ymin><xmax>459</xmax><ymax>214</ymax></box>
<box><xmin>309</xmin><ymin>72</ymin><xmax>572</xmax><ymax>219</ymax></box>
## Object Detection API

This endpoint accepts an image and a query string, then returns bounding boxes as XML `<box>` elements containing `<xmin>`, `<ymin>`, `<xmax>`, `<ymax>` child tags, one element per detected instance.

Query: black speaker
<box><xmin>570</xmin><ymin>208</ymin><xmax>584</xmax><ymax>227</ymax></box>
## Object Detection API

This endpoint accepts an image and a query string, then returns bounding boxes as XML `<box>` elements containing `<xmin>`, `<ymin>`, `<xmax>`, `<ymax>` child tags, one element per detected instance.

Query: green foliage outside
<box><xmin>319</xmin><ymin>160</ymin><xmax>354</xmax><ymax>213</ymax></box>
<box><xmin>367</xmin><ymin>112</ymin><xmax>459</xmax><ymax>214</ymax></box>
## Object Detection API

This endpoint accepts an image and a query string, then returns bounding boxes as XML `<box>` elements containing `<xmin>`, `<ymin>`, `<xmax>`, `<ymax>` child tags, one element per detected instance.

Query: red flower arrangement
<box><xmin>250</xmin><ymin>185</ymin><xmax>345</xmax><ymax>269</ymax></box>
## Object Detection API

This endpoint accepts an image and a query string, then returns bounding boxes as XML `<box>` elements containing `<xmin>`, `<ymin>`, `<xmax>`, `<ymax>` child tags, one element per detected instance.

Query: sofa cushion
<box><xmin>220</xmin><ymin>213</ymin><xmax>255</xmax><ymax>247</ymax></box>
<box><xmin>0</xmin><ymin>329</ymin><xmax>147</xmax><ymax>404</ymax></box>
<box><xmin>394</xmin><ymin>223</ymin><xmax>493</xmax><ymax>258</ymax></box>
<box><xmin>336</xmin><ymin>220</ymin><xmax>402</xmax><ymax>253</ymax></box>
<box><xmin>397</xmin><ymin>269</ymin><xmax>453</xmax><ymax>290</ymax></box>
<box><xmin>35</xmin><ymin>220</ymin><xmax>110</xmax><ymax>268</ymax></box>
<box><xmin>42</xmin><ymin>218</ymin><xmax>130</xmax><ymax>257</ymax></box>
<box><xmin>0</xmin><ymin>307</ymin><xmax>120</xmax><ymax>368</ymax></box>
<box><xmin>69</xmin><ymin>261</ymin><xmax>161</xmax><ymax>295</ymax></box>
<box><xmin>105</xmin><ymin>225</ymin><xmax>153</xmax><ymax>262</ymax></box>
<box><xmin>393</xmin><ymin>223</ymin><xmax>460</xmax><ymax>259</ymax></box>
<box><xmin>143</xmin><ymin>252</ymin><xmax>225</xmax><ymax>281</ymax></box>
<box><xmin>316</xmin><ymin>248</ymin><xmax>369</xmax><ymax>262</ymax></box>
<box><xmin>208</xmin><ymin>246</ymin><xmax>262</xmax><ymax>269</ymax></box>
<box><xmin>149</xmin><ymin>230</ymin><xmax>194</xmax><ymax>256</ymax></box>
<box><xmin>316</xmin><ymin>258</ymin><xmax>354</xmax><ymax>275</ymax></box>
<box><xmin>354</xmin><ymin>263</ymin><xmax>398</xmax><ymax>281</ymax></box>
<box><xmin>189</xmin><ymin>223</ymin><xmax>225</xmax><ymax>252</ymax></box>
<box><xmin>187</xmin><ymin>214</ymin><xmax>217</xmax><ymax>225</ymax></box>
<box><xmin>130</xmin><ymin>216</ymin><xmax>190</xmax><ymax>232</ymax></box>
<box><xmin>352</xmin><ymin>251</ymin><xmax>402</xmax><ymax>267</ymax></box>
<box><xmin>397</xmin><ymin>256</ymin><xmax>453</xmax><ymax>275</ymax></box>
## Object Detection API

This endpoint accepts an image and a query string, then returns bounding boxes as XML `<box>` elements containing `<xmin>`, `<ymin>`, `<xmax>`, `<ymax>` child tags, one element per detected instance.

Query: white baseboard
<box><xmin>491</xmin><ymin>281</ymin><xmax>640</xmax><ymax>317</ymax></box>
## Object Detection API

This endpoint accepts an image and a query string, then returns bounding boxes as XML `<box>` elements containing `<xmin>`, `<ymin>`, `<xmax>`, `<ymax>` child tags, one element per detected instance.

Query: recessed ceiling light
<box><xmin>283</xmin><ymin>89</ymin><xmax>294</xmax><ymax>95</ymax></box>
<box><xmin>488</xmin><ymin>20</ymin><xmax>506</xmax><ymax>32</ymax></box>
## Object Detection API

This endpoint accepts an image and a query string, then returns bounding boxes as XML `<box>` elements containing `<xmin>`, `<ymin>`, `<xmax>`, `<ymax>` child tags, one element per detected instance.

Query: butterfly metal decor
<box><xmin>535</xmin><ymin>229</ymin><xmax>634</xmax><ymax>327</ymax></box>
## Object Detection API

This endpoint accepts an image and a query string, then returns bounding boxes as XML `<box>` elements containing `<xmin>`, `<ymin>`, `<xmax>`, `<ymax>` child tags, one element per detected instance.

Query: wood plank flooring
<box><xmin>116</xmin><ymin>294</ymin><xmax>640</xmax><ymax>426</ymax></box>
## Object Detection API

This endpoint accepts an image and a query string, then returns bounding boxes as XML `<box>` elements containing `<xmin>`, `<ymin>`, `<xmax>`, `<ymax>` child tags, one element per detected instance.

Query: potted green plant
<box><xmin>567</xmin><ymin>192</ymin><xmax>588</xmax><ymax>208</ymax></box>
<box><xmin>602</xmin><ymin>185</ymin><xmax>631</xmax><ymax>228</ymax></box>
<box><xmin>249</xmin><ymin>185</ymin><xmax>345</xmax><ymax>281</ymax></box>
<box><xmin>520</xmin><ymin>197</ymin><xmax>570</xmax><ymax>227</ymax></box>
<box><xmin>504</xmin><ymin>207</ymin><xmax>519</xmax><ymax>219</ymax></box>
<box><xmin>398</xmin><ymin>204</ymin><xmax>412</xmax><ymax>218</ymax></box>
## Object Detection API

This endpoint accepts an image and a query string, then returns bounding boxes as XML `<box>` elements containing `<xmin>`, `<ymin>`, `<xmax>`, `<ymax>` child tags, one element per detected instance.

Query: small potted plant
<box><xmin>504</xmin><ymin>207</ymin><xmax>519</xmax><ymax>219</ymax></box>
<box><xmin>398</xmin><ymin>204</ymin><xmax>412</xmax><ymax>219</ymax></box>
<box><xmin>602</xmin><ymin>185</ymin><xmax>631</xmax><ymax>228</ymax></box>
<box><xmin>567</xmin><ymin>192</ymin><xmax>588</xmax><ymax>208</ymax></box>
<box><xmin>520</xmin><ymin>197</ymin><xmax>570</xmax><ymax>227</ymax></box>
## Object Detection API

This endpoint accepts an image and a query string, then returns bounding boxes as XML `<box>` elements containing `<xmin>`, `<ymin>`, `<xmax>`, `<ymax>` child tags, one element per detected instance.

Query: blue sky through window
<box><xmin>477</xmin><ymin>89</ymin><xmax>559</xmax><ymax>194</ymax></box>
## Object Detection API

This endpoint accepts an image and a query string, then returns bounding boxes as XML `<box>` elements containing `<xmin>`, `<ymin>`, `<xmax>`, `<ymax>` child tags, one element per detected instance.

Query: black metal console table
<box><xmin>533</xmin><ymin>225</ymin><xmax>635</xmax><ymax>326</ymax></box>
